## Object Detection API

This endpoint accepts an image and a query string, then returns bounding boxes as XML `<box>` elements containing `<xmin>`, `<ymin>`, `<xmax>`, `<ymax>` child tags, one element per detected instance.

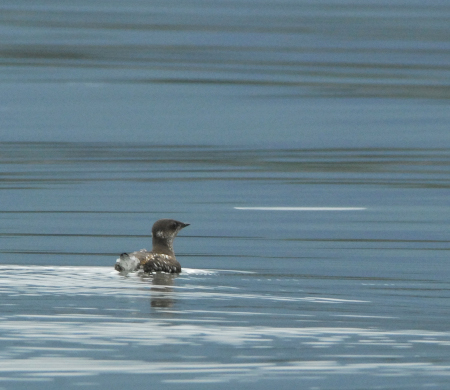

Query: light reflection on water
<box><xmin>1</xmin><ymin>265</ymin><xmax>449</xmax><ymax>387</ymax></box>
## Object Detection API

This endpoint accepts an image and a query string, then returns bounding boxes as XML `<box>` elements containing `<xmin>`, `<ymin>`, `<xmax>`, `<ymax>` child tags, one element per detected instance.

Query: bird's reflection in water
<box><xmin>145</xmin><ymin>272</ymin><xmax>178</xmax><ymax>308</ymax></box>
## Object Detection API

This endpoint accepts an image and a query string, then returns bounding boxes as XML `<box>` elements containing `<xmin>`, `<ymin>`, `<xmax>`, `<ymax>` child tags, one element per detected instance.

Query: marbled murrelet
<box><xmin>115</xmin><ymin>219</ymin><xmax>189</xmax><ymax>273</ymax></box>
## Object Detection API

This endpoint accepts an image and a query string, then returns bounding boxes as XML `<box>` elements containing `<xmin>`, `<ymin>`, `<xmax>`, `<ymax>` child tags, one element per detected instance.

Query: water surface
<box><xmin>1</xmin><ymin>1</ymin><xmax>450</xmax><ymax>389</ymax></box>
<box><xmin>1</xmin><ymin>143</ymin><xmax>449</xmax><ymax>389</ymax></box>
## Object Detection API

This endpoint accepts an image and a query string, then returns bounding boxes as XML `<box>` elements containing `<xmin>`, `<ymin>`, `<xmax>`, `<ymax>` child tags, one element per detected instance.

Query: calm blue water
<box><xmin>1</xmin><ymin>1</ymin><xmax>450</xmax><ymax>389</ymax></box>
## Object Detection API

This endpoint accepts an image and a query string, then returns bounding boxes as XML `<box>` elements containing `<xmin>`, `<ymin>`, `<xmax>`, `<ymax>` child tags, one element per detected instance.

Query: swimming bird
<box><xmin>114</xmin><ymin>219</ymin><xmax>189</xmax><ymax>273</ymax></box>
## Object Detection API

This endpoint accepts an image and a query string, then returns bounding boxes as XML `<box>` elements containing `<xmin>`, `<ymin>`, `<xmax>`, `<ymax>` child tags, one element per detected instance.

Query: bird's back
<box><xmin>115</xmin><ymin>249</ymin><xmax>181</xmax><ymax>273</ymax></box>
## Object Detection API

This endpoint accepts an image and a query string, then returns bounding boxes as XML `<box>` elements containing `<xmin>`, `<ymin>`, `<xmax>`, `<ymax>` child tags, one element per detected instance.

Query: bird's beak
<box><xmin>180</xmin><ymin>223</ymin><xmax>190</xmax><ymax>229</ymax></box>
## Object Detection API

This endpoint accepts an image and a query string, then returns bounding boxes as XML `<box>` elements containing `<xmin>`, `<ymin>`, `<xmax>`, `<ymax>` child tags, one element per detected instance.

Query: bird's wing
<box><xmin>142</xmin><ymin>253</ymin><xmax>181</xmax><ymax>273</ymax></box>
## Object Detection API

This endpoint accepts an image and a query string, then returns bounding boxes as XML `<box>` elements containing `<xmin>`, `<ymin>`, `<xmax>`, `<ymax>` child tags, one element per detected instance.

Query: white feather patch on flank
<box><xmin>115</xmin><ymin>256</ymin><xmax>140</xmax><ymax>273</ymax></box>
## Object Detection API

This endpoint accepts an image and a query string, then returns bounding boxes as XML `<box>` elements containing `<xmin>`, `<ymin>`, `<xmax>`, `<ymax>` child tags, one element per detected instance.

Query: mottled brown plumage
<box><xmin>114</xmin><ymin>219</ymin><xmax>189</xmax><ymax>273</ymax></box>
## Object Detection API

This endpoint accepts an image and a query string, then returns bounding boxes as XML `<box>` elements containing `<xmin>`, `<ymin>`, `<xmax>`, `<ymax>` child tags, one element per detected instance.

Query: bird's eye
<box><xmin>171</xmin><ymin>222</ymin><xmax>177</xmax><ymax>229</ymax></box>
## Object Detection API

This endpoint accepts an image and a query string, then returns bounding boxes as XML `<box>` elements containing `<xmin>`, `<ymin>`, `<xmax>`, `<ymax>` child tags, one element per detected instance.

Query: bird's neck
<box><xmin>152</xmin><ymin>236</ymin><xmax>175</xmax><ymax>257</ymax></box>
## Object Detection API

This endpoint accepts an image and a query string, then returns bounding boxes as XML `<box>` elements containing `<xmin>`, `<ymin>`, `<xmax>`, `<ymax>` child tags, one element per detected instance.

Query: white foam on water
<box><xmin>0</xmin><ymin>266</ymin><xmax>364</xmax><ymax>304</ymax></box>
<box><xmin>0</xmin><ymin>265</ymin><xmax>217</xmax><ymax>298</ymax></box>
<box><xmin>181</xmin><ymin>268</ymin><xmax>217</xmax><ymax>275</ymax></box>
